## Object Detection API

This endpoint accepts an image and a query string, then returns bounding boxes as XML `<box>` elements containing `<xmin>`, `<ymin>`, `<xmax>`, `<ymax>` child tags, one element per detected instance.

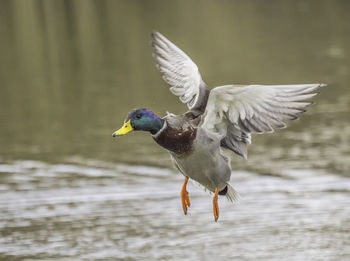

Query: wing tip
<box><xmin>150</xmin><ymin>30</ymin><xmax>160</xmax><ymax>39</ymax></box>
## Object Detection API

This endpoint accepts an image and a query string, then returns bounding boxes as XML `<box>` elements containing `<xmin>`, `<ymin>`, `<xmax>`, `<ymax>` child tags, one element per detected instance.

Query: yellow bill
<box><xmin>112</xmin><ymin>120</ymin><xmax>133</xmax><ymax>136</ymax></box>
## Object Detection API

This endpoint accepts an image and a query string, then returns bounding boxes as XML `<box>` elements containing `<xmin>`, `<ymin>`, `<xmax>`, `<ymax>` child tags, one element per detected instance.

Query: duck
<box><xmin>112</xmin><ymin>31</ymin><xmax>325</xmax><ymax>221</ymax></box>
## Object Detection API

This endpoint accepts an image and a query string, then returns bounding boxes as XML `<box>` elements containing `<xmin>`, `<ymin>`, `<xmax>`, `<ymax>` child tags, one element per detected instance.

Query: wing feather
<box><xmin>201</xmin><ymin>84</ymin><xmax>325</xmax><ymax>158</ymax></box>
<box><xmin>151</xmin><ymin>31</ymin><xmax>210</xmax><ymax>114</ymax></box>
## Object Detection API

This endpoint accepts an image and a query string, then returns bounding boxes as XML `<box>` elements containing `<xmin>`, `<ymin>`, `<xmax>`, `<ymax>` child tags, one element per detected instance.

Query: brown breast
<box><xmin>153</xmin><ymin>125</ymin><xmax>197</xmax><ymax>154</ymax></box>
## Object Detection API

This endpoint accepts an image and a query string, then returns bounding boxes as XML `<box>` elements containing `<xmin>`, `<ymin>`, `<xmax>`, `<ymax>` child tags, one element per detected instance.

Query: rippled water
<box><xmin>0</xmin><ymin>160</ymin><xmax>349</xmax><ymax>260</ymax></box>
<box><xmin>1</xmin><ymin>0</ymin><xmax>350</xmax><ymax>260</ymax></box>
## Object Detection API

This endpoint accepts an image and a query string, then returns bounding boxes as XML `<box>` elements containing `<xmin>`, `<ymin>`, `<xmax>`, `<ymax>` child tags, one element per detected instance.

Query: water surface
<box><xmin>1</xmin><ymin>160</ymin><xmax>349</xmax><ymax>260</ymax></box>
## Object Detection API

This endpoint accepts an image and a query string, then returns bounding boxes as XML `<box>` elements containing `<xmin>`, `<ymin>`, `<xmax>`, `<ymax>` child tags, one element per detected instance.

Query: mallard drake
<box><xmin>112</xmin><ymin>31</ymin><xmax>325</xmax><ymax>221</ymax></box>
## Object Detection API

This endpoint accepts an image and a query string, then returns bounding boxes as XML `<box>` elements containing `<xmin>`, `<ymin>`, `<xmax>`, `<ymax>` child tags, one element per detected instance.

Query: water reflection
<box><xmin>0</xmin><ymin>0</ymin><xmax>349</xmax><ymax>174</ymax></box>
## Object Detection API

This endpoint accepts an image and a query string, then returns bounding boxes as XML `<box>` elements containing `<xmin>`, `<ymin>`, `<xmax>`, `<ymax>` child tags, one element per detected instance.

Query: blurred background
<box><xmin>0</xmin><ymin>0</ymin><xmax>349</xmax><ymax>260</ymax></box>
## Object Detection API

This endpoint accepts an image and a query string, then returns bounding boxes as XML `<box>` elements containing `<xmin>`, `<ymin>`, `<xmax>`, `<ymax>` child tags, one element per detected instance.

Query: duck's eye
<box><xmin>135</xmin><ymin>114</ymin><xmax>142</xmax><ymax>119</ymax></box>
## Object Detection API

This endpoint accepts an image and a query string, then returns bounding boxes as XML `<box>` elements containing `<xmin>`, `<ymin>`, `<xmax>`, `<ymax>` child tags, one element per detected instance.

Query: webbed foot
<box><xmin>213</xmin><ymin>187</ymin><xmax>219</xmax><ymax>222</ymax></box>
<box><xmin>181</xmin><ymin>176</ymin><xmax>191</xmax><ymax>214</ymax></box>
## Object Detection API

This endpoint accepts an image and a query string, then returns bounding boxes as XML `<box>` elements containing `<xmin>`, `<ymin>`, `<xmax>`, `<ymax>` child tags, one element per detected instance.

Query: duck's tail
<box><xmin>225</xmin><ymin>183</ymin><xmax>240</xmax><ymax>202</ymax></box>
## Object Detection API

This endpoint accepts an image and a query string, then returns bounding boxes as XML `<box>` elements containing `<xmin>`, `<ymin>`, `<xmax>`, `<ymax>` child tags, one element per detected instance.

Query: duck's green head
<box><xmin>112</xmin><ymin>108</ymin><xmax>164</xmax><ymax>137</ymax></box>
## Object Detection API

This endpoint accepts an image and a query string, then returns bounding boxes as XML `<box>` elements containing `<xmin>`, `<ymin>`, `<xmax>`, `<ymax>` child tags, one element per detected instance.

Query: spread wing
<box><xmin>151</xmin><ymin>31</ymin><xmax>210</xmax><ymax>115</ymax></box>
<box><xmin>201</xmin><ymin>84</ymin><xmax>325</xmax><ymax>159</ymax></box>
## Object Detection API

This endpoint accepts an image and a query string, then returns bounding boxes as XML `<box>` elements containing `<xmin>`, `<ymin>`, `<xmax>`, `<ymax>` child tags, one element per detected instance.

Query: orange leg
<box><xmin>180</xmin><ymin>176</ymin><xmax>191</xmax><ymax>215</ymax></box>
<box><xmin>213</xmin><ymin>187</ymin><xmax>219</xmax><ymax>222</ymax></box>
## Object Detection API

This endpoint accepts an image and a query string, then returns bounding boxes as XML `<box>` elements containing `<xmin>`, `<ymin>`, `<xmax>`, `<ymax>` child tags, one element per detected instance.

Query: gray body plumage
<box><xmin>166</xmin><ymin>115</ymin><xmax>231</xmax><ymax>192</ymax></box>
<box><xmin>152</xmin><ymin>113</ymin><xmax>239</xmax><ymax>202</ymax></box>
